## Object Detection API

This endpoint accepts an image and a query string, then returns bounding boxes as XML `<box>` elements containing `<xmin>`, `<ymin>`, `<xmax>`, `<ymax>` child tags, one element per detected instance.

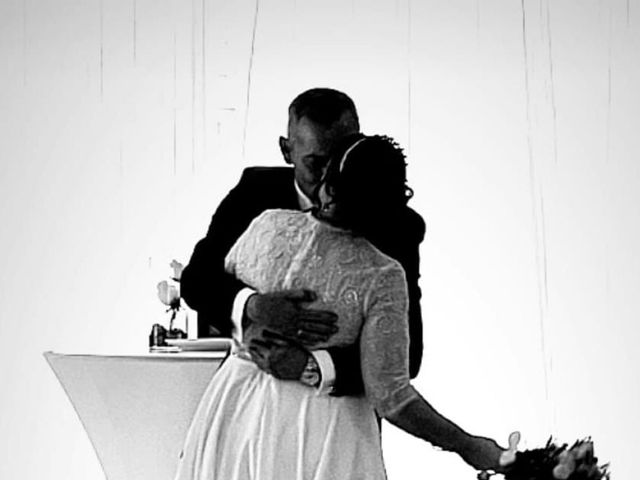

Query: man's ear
<box><xmin>279</xmin><ymin>136</ymin><xmax>292</xmax><ymax>165</ymax></box>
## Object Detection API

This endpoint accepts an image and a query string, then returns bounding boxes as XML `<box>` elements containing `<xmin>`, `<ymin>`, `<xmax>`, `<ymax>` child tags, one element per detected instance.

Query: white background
<box><xmin>1</xmin><ymin>0</ymin><xmax>638</xmax><ymax>478</ymax></box>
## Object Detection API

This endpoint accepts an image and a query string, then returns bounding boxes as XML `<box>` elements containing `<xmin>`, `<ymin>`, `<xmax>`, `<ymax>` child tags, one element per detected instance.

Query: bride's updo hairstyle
<box><xmin>326</xmin><ymin>134</ymin><xmax>413</xmax><ymax>238</ymax></box>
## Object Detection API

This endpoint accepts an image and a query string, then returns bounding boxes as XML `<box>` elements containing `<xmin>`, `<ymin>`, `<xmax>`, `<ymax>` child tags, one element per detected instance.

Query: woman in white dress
<box><xmin>174</xmin><ymin>135</ymin><xmax>505</xmax><ymax>480</ymax></box>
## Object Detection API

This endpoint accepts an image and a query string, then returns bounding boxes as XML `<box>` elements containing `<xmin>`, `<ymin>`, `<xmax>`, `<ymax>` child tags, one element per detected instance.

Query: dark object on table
<box><xmin>149</xmin><ymin>323</ymin><xmax>187</xmax><ymax>349</ymax></box>
<box><xmin>149</xmin><ymin>323</ymin><xmax>167</xmax><ymax>348</ymax></box>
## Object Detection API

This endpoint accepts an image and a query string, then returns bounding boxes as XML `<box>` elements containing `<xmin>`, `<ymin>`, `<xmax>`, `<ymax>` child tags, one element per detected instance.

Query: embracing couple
<box><xmin>176</xmin><ymin>88</ymin><xmax>507</xmax><ymax>479</ymax></box>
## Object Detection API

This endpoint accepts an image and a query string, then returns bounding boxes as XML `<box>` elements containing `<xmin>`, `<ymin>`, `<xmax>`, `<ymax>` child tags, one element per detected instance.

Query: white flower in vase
<box><xmin>156</xmin><ymin>260</ymin><xmax>187</xmax><ymax>339</ymax></box>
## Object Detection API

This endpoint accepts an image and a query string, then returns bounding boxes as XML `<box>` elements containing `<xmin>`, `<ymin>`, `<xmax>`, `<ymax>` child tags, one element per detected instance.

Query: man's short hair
<box><xmin>288</xmin><ymin>88</ymin><xmax>360</xmax><ymax>131</ymax></box>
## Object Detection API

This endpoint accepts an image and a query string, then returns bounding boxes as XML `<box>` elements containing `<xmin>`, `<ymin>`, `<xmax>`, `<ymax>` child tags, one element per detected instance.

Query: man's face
<box><xmin>280</xmin><ymin>115</ymin><xmax>357</xmax><ymax>201</ymax></box>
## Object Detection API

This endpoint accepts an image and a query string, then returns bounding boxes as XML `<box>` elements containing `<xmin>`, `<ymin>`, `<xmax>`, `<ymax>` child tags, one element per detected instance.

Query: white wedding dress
<box><xmin>174</xmin><ymin>210</ymin><xmax>419</xmax><ymax>480</ymax></box>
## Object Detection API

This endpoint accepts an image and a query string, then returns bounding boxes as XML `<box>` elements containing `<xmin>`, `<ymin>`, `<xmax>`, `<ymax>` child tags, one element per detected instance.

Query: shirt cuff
<box><xmin>231</xmin><ymin>287</ymin><xmax>255</xmax><ymax>344</ymax></box>
<box><xmin>311</xmin><ymin>350</ymin><xmax>336</xmax><ymax>395</ymax></box>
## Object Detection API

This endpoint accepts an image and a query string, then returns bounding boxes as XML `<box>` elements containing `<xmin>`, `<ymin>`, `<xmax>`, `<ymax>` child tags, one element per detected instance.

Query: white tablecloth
<box><xmin>44</xmin><ymin>351</ymin><xmax>227</xmax><ymax>480</ymax></box>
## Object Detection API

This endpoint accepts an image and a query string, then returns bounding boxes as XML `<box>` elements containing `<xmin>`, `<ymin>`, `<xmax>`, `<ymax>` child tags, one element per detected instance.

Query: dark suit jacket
<box><xmin>181</xmin><ymin>166</ymin><xmax>425</xmax><ymax>395</ymax></box>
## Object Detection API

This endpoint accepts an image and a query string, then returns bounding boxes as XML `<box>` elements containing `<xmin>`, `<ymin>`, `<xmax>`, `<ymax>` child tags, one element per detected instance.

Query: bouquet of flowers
<box><xmin>480</xmin><ymin>434</ymin><xmax>610</xmax><ymax>480</ymax></box>
<box><xmin>503</xmin><ymin>438</ymin><xmax>609</xmax><ymax>480</ymax></box>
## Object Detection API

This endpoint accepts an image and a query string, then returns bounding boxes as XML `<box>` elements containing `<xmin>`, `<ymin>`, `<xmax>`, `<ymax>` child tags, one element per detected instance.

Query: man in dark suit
<box><xmin>181</xmin><ymin>88</ymin><xmax>425</xmax><ymax>395</ymax></box>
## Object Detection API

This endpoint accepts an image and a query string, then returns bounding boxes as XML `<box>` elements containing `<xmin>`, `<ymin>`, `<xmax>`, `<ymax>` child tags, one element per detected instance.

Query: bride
<box><xmin>174</xmin><ymin>135</ymin><xmax>506</xmax><ymax>480</ymax></box>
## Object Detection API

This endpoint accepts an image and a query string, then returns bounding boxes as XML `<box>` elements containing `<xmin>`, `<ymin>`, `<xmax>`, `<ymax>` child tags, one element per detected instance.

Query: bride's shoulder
<box><xmin>249</xmin><ymin>209</ymin><xmax>311</xmax><ymax>234</ymax></box>
<box><xmin>353</xmin><ymin>238</ymin><xmax>404</xmax><ymax>272</ymax></box>
<box><xmin>254</xmin><ymin>208</ymin><xmax>304</xmax><ymax>223</ymax></box>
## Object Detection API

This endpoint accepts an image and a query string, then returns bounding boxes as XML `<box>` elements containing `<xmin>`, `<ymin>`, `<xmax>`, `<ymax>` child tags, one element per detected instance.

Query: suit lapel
<box><xmin>268</xmin><ymin>168</ymin><xmax>300</xmax><ymax>210</ymax></box>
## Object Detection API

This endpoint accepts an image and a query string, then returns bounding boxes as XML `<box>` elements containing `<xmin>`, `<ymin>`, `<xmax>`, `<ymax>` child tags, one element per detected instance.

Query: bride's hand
<box><xmin>472</xmin><ymin>432</ymin><xmax>520</xmax><ymax>478</ymax></box>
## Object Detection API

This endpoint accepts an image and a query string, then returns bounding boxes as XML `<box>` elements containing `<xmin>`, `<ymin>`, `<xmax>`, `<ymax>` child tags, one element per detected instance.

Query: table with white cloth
<box><xmin>44</xmin><ymin>349</ymin><xmax>229</xmax><ymax>480</ymax></box>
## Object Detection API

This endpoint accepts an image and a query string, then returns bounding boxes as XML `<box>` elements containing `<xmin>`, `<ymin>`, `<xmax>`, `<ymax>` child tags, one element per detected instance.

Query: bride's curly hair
<box><xmin>324</xmin><ymin>134</ymin><xmax>413</xmax><ymax>236</ymax></box>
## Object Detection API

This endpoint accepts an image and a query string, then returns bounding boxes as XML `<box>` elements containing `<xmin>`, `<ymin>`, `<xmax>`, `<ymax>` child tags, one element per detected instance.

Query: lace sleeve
<box><xmin>360</xmin><ymin>264</ymin><xmax>419</xmax><ymax>418</ymax></box>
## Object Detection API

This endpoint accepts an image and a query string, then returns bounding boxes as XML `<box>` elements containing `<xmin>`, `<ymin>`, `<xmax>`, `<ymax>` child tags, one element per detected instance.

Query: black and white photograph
<box><xmin>0</xmin><ymin>1</ymin><xmax>636</xmax><ymax>479</ymax></box>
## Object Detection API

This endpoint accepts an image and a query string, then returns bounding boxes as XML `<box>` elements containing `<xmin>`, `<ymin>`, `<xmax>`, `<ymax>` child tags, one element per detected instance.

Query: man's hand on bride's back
<box><xmin>243</xmin><ymin>289</ymin><xmax>338</xmax><ymax>346</ymax></box>
<box><xmin>246</xmin><ymin>329</ymin><xmax>309</xmax><ymax>381</ymax></box>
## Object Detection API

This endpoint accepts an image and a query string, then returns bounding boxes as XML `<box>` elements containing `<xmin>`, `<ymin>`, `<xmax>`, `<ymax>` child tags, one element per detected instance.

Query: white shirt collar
<box><xmin>294</xmin><ymin>180</ymin><xmax>315</xmax><ymax>210</ymax></box>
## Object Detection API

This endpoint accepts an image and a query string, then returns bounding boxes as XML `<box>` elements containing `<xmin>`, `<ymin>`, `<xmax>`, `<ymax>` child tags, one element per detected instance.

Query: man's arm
<box><xmin>180</xmin><ymin>171</ymin><xmax>266</xmax><ymax>337</ymax></box>
<box><xmin>246</xmin><ymin>328</ymin><xmax>347</xmax><ymax>395</ymax></box>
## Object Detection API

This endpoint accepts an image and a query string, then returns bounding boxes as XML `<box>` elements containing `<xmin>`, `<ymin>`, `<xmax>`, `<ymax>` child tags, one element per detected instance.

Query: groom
<box><xmin>180</xmin><ymin>88</ymin><xmax>425</xmax><ymax>395</ymax></box>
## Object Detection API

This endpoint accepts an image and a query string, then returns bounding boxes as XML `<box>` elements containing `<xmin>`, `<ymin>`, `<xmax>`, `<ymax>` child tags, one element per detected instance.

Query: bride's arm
<box><xmin>385</xmin><ymin>393</ymin><xmax>503</xmax><ymax>471</ymax></box>
<box><xmin>360</xmin><ymin>264</ymin><xmax>504</xmax><ymax>472</ymax></box>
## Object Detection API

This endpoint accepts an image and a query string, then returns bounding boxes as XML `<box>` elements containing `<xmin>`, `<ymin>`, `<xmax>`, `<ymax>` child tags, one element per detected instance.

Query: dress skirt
<box><xmin>174</xmin><ymin>354</ymin><xmax>387</xmax><ymax>480</ymax></box>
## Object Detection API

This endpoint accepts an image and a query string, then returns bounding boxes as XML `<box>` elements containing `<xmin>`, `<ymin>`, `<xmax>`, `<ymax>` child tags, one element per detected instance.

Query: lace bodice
<box><xmin>225</xmin><ymin>210</ymin><xmax>419</xmax><ymax>417</ymax></box>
